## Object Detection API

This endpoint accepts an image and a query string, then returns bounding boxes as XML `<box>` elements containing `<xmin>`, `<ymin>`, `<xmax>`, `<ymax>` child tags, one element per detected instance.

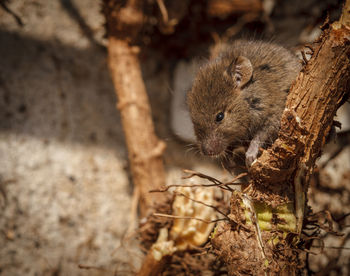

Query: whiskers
<box><xmin>184</xmin><ymin>143</ymin><xmax>201</xmax><ymax>157</ymax></box>
<box><xmin>227</xmin><ymin>148</ymin><xmax>245</xmax><ymax>162</ymax></box>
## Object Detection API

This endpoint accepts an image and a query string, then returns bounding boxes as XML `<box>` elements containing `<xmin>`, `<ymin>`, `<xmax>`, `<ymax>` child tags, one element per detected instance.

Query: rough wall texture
<box><xmin>0</xmin><ymin>1</ymin><xmax>134</xmax><ymax>275</ymax></box>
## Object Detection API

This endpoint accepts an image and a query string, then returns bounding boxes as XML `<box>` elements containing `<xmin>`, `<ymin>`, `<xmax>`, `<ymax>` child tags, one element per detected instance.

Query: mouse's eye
<box><xmin>215</xmin><ymin>112</ymin><xmax>224</xmax><ymax>122</ymax></box>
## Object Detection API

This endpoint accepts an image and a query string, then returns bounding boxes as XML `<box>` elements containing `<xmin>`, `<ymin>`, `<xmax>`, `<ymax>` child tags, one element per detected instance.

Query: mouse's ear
<box><xmin>225</xmin><ymin>56</ymin><xmax>253</xmax><ymax>88</ymax></box>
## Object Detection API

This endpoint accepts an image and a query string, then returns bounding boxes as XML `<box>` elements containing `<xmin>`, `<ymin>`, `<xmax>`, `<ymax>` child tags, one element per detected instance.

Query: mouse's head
<box><xmin>187</xmin><ymin>56</ymin><xmax>253</xmax><ymax>157</ymax></box>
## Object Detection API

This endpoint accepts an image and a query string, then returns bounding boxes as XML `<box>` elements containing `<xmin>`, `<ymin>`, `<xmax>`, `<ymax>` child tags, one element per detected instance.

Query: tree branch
<box><xmin>104</xmin><ymin>1</ymin><xmax>167</xmax><ymax>218</ymax></box>
<box><xmin>212</xmin><ymin>1</ymin><xmax>350</xmax><ymax>274</ymax></box>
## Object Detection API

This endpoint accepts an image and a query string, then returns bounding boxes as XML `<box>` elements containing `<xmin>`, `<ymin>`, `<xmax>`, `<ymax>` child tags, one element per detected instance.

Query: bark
<box><xmin>212</xmin><ymin>1</ymin><xmax>350</xmax><ymax>274</ymax></box>
<box><xmin>249</xmin><ymin>3</ymin><xmax>350</xmax><ymax>203</ymax></box>
<box><xmin>104</xmin><ymin>0</ymin><xmax>167</xmax><ymax>218</ymax></box>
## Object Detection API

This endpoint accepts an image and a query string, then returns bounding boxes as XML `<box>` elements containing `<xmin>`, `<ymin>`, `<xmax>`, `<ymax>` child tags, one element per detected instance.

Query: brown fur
<box><xmin>187</xmin><ymin>40</ymin><xmax>301</xmax><ymax>170</ymax></box>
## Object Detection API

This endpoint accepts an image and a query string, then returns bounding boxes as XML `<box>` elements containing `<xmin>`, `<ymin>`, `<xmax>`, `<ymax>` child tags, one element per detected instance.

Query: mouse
<box><xmin>187</xmin><ymin>40</ymin><xmax>301</xmax><ymax>172</ymax></box>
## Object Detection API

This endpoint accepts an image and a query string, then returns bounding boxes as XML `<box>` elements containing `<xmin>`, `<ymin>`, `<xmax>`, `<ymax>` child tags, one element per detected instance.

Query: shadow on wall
<box><xmin>0</xmin><ymin>30</ymin><xmax>127</xmax><ymax>153</ymax></box>
<box><xmin>59</xmin><ymin>0</ymin><xmax>104</xmax><ymax>50</ymax></box>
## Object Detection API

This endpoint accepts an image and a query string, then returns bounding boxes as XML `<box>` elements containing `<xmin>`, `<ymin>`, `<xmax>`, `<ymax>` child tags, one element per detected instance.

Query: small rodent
<box><xmin>187</xmin><ymin>40</ymin><xmax>301</xmax><ymax>172</ymax></box>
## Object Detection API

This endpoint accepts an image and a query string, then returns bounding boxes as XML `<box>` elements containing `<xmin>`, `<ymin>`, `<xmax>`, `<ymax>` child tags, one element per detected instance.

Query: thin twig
<box><xmin>153</xmin><ymin>213</ymin><xmax>227</xmax><ymax>224</ymax></box>
<box><xmin>0</xmin><ymin>1</ymin><xmax>23</xmax><ymax>26</ymax></box>
<box><xmin>182</xmin><ymin>169</ymin><xmax>222</xmax><ymax>185</ymax></box>
<box><xmin>220</xmin><ymin>172</ymin><xmax>248</xmax><ymax>186</ymax></box>
<box><xmin>185</xmin><ymin>170</ymin><xmax>247</xmax><ymax>186</ymax></box>
<box><xmin>156</xmin><ymin>0</ymin><xmax>168</xmax><ymax>23</ymax></box>
<box><xmin>151</xmin><ymin>171</ymin><xmax>246</xmax><ymax>193</ymax></box>
<box><xmin>150</xmin><ymin>182</ymin><xmax>232</xmax><ymax>193</ymax></box>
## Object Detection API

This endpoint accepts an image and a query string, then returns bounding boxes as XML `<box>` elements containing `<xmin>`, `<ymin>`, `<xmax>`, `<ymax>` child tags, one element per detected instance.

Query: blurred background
<box><xmin>0</xmin><ymin>0</ymin><xmax>349</xmax><ymax>275</ymax></box>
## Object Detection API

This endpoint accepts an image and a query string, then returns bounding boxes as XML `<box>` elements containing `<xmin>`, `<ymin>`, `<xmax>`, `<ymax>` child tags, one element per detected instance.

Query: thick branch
<box><xmin>213</xmin><ymin>2</ymin><xmax>350</xmax><ymax>275</ymax></box>
<box><xmin>250</xmin><ymin>15</ymin><xmax>350</xmax><ymax>203</ymax></box>
<box><xmin>104</xmin><ymin>1</ymin><xmax>167</xmax><ymax>217</ymax></box>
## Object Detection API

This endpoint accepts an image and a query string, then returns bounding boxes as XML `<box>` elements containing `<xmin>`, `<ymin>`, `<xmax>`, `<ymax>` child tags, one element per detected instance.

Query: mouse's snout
<box><xmin>200</xmin><ymin>135</ymin><xmax>226</xmax><ymax>157</ymax></box>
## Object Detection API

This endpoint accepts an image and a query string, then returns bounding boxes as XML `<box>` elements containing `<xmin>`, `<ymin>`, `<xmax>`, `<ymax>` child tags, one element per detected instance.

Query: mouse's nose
<box><xmin>201</xmin><ymin>138</ymin><xmax>224</xmax><ymax>157</ymax></box>
<box><xmin>201</xmin><ymin>145</ymin><xmax>216</xmax><ymax>156</ymax></box>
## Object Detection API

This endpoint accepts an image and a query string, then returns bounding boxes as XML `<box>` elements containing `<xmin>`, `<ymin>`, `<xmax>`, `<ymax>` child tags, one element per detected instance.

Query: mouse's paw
<box><xmin>245</xmin><ymin>147</ymin><xmax>258</xmax><ymax>167</ymax></box>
